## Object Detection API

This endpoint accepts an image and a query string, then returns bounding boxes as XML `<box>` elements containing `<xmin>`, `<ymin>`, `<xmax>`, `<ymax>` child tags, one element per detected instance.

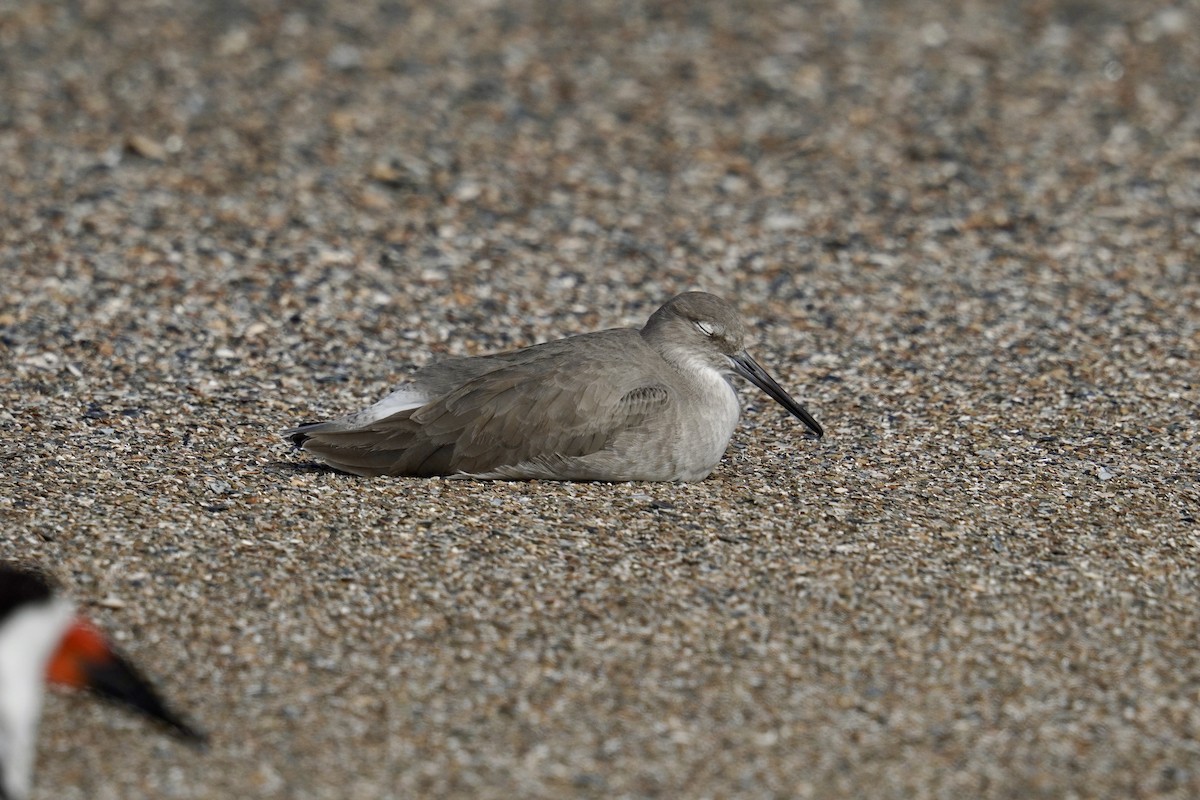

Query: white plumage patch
<box><xmin>360</xmin><ymin>387</ymin><xmax>429</xmax><ymax>423</ymax></box>
<box><xmin>0</xmin><ymin>596</ymin><xmax>74</xmax><ymax>800</ymax></box>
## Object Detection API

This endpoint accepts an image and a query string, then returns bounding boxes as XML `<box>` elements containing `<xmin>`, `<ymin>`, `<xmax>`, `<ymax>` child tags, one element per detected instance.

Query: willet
<box><xmin>285</xmin><ymin>292</ymin><xmax>822</xmax><ymax>481</ymax></box>
<box><xmin>0</xmin><ymin>564</ymin><xmax>204</xmax><ymax>800</ymax></box>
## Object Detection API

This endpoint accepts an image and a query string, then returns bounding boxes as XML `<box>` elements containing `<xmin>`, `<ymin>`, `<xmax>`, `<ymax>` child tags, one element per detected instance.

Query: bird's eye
<box><xmin>694</xmin><ymin>321</ymin><xmax>715</xmax><ymax>336</ymax></box>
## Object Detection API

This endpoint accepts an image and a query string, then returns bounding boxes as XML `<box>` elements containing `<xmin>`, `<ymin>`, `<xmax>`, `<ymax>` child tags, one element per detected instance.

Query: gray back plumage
<box><xmin>285</xmin><ymin>291</ymin><xmax>821</xmax><ymax>481</ymax></box>
<box><xmin>291</xmin><ymin>329</ymin><xmax>677</xmax><ymax>477</ymax></box>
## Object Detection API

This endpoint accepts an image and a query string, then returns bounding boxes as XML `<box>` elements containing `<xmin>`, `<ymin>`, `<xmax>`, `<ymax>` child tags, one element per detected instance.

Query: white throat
<box><xmin>677</xmin><ymin>352</ymin><xmax>738</xmax><ymax>399</ymax></box>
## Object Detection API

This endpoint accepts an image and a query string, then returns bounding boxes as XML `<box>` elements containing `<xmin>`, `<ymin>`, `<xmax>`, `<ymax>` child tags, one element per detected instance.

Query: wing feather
<box><xmin>287</xmin><ymin>329</ymin><xmax>675</xmax><ymax>477</ymax></box>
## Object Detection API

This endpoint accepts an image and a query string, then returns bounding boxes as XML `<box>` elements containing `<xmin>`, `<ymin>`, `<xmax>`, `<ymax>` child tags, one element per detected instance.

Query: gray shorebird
<box><xmin>0</xmin><ymin>564</ymin><xmax>204</xmax><ymax>800</ymax></box>
<box><xmin>285</xmin><ymin>292</ymin><xmax>823</xmax><ymax>481</ymax></box>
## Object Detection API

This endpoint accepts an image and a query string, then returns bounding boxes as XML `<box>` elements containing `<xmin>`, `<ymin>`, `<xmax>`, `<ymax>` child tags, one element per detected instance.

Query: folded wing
<box><xmin>288</xmin><ymin>331</ymin><xmax>673</xmax><ymax>478</ymax></box>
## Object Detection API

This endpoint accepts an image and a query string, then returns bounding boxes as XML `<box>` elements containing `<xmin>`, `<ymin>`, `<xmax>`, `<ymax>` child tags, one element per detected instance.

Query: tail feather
<box><xmin>282</xmin><ymin>412</ymin><xmax>458</xmax><ymax>477</ymax></box>
<box><xmin>295</xmin><ymin>433</ymin><xmax>456</xmax><ymax>477</ymax></box>
<box><xmin>284</xmin><ymin>420</ymin><xmax>327</xmax><ymax>448</ymax></box>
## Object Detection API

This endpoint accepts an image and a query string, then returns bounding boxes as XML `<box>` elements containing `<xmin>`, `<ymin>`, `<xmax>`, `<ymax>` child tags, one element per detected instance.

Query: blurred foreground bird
<box><xmin>0</xmin><ymin>564</ymin><xmax>204</xmax><ymax>800</ymax></box>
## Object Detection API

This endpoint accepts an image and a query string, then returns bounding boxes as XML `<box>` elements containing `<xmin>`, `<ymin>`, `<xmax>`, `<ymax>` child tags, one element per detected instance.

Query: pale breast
<box><xmin>665</xmin><ymin>357</ymin><xmax>742</xmax><ymax>480</ymax></box>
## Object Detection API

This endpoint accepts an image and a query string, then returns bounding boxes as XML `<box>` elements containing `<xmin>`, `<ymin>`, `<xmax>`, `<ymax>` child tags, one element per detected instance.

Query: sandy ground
<box><xmin>1</xmin><ymin>1</ymin><xmax>1198</xmax><ymax>798</ymax></box>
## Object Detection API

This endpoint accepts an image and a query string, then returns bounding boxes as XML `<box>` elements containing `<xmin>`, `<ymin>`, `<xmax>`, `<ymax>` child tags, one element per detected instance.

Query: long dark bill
<box><xmin>49</xmin><ymin>618</ymin><xmax>207</xmax><ymax>745</ymax></box>
<box><xmin>83</xmin><ymin>652</ymin><xmax>207</xmax><ymax>743</ymax></box>
<box><xmin>731</xmin><ymin>351</ymin><xmax>824</xmax><ymax>438</ymax></box>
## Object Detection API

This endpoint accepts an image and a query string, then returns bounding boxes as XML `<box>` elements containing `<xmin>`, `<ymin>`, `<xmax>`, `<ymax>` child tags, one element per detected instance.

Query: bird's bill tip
<box><xmin>47</xmin><ymin>617</ymin><xmax>207</xmax><ymax>744</ymax></box>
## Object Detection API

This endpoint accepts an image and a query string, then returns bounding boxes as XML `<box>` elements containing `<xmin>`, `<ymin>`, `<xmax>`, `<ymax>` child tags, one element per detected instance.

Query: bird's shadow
<box><xmin>263</xmin><ymin>460</ymin><xmax>337</xmax><ymax>475</ymax></box>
